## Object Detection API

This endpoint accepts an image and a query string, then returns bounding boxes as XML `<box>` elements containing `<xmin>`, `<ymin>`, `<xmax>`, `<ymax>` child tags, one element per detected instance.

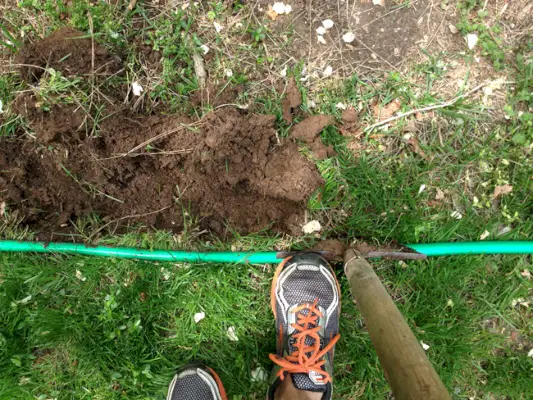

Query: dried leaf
<box><xmin>374</xmin><ymin>98</ymin><xmax>401</xmax><ymax>121</ymax></box>
<box><xmin>435</xmin><ymin>189</ymin><xmax>445</xmax><ymax>200</ymax></box>
<box><xmin>493</xmin><ymin>184</ymin><xmax>513</xmax><ymax>199</ymax></box>
<box><xmin>407</xmin><ymin>136</ymin><xmax>427</xmax><ymax>159</ymax></box>
<box><xmin>266</xmin><ymin>6</ymin><xmax>278</xmax><ymax>20</ymax></box>
<box><xmin>0</xmin><ymin>201</ymin><xmax>5</xmax><ymax>217</ymax></box>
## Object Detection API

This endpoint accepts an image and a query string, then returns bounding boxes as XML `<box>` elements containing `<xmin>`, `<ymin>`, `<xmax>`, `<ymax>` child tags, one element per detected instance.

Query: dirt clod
<box><xmin>16</xmin><ymin>27</ymin><xmax>122</xmax><ymax>81</ymax></box>
<box><xmin>1</xmin><ymin>106</ymin><xmax>323</xmax><ymax>237</ymax></box>
<box><xmin>291</xmin><ymin>115</ymin><xmax>334</xmax><ymax>142</ymax></box>
<box><xmin>282</xmin><ymin>77</ymin><xmax>302</xmax><ymax>123</ymax></box>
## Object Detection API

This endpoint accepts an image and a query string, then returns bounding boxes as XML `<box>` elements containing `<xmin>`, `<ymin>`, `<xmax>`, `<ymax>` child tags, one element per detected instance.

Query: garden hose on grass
<box><xmin>0</xmin><ymin>240</ymin><xmax>532</xmax><ymax>264</ymax></box>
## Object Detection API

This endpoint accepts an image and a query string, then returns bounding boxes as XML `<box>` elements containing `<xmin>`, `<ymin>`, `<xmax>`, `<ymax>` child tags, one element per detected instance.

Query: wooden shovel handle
<box><xmin>344</xmin><ymin>249</ymin><xmax>451</xmax><ymax>400</ymax></box>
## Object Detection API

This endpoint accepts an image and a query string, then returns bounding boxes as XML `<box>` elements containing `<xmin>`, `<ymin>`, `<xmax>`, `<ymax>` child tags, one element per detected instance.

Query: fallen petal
<box><xmin>131</xmin><ymin>81</ymin><xmax>144</xmax><ymax>96</ymax></box>
<box><xmin>316</xmin><ymin>26</ymin><xmax>327</xmax><ymax>35</ymax></box>
<box><xmin>466</xmin><ymin>33</ymin><xmax>478</xmax><ymax>50</ymax></box>
<box><xmin>342</xmin><ymin>31</ymin><xmax>355</xmax><ymax>43</ymax></box>
<box><xmin>213</xmin><ymin>21</ymin><xmax>223</xmax><ymax>33</ymax></box>
<box><xmin>302</xmin><ymin>220</ymin><xmax>321</xmax><ymax>234</ymax></box>
<box><xmin>272</xmin><ymin>2</ymin><xmax>286</xmax><ymax>14</ymax></box>
<box><xmin>194</xmin><ymin>312</ymin><xmax>205</xmax><ymax>323</ymax></box>
<box><xmin>420</xmin><ymin>341</ymin><xmax>430</xmax><ymax>351</ymax></box>
<box><xmin>323</xmin><ymin>65</ymin><xmax>333</xmax><ymax>77</ymax></box>
<box><xmin>227</xmin><ymin>326</ymin><xmax>239</xmax><ymax>341</ymax></box>
<box><xmin>322</xmin><ymin>19</ymin><xmax>334</xmax><ymax>29</ymax></box>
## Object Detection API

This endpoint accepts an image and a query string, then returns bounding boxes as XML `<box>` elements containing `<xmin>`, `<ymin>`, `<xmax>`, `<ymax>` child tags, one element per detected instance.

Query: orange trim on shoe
<box><xmin>270</xmin><ymin>256</ymin><xmax>292</xmax><ymax>318</ymax></box>
<box><xmin>206</xmin><ymin>367</ymin><xmax>228</xmax><ymax>400</ymax></box>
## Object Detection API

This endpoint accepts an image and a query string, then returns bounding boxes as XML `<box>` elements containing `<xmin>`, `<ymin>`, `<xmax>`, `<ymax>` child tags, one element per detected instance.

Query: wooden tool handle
<box><xmin>344</xmin><ymin>249</ymin><xmax>451</xmax><ymax>400</ymax></box>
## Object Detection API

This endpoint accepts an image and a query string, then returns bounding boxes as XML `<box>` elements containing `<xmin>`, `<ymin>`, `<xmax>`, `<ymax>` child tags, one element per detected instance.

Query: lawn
<box><xmin>0</xmin><ymin>0</ymin><xmax>532</xmax><ymax>399</ymax></box>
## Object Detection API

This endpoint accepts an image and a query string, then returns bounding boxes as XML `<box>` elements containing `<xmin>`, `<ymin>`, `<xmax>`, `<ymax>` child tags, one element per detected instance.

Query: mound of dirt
<box><xmin>1</xmin><ymin>98</ymin><xmax>323</xmax><ymax>237</ymax></box>
<box><xmin>16</xmin><ymin>27</ymin><xmax>122</xmax><ymax>81</ymax></box>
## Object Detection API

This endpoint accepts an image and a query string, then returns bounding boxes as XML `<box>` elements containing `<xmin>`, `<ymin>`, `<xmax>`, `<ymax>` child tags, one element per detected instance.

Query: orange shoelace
<box><xmin>269</xmin><ymin>299</ymin><xmax>340</xmax><ymax>384</ymax></box>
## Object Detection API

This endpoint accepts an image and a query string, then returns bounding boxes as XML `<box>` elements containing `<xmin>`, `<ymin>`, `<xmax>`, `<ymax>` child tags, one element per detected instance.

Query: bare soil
<box><xmin>1</xmin><ymin>30</ymin><xmax>325</xmax><ymax>239</ymax></box>
<box><xmin>257</xmin><ymin>0</ymin><xmax>463</xmax><ymax>77</ymax></box>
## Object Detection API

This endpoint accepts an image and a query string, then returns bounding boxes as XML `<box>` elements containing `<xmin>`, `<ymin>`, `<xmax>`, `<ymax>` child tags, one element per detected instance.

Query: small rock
<box><xmin>449</xmin><ymin>24</ymin><xmax>459</xmax><ymax>34</ymax></box>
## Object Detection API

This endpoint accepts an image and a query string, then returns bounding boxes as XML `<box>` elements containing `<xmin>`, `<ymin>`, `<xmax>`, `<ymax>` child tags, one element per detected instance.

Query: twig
<box><xmin>127</xmin><ymin>0</ymin><xmax>138</xmax><ymax>11</ymax></box>
<box><xmin>89</xmin><ymin>206</ymin><xmax>171</xmax><ymax>240</ymax></box>
<box><xmin>364</xmin><ymin>80</ymin><xmax>515</xmax><ymax>132</ymax></box>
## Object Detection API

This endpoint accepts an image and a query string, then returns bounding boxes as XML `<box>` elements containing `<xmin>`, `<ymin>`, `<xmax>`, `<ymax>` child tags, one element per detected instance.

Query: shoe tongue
<box><xmin>288</xmin><ymin>308</ymin><xmax>327</xmax><ymax>393</ymax></box>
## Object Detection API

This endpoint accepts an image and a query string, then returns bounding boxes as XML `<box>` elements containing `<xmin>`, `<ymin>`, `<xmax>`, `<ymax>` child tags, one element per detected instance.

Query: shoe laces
<box><xmin>269</xmin><ymin>299</ymin><xmax>340</xmax><ymax>384</ymax></box>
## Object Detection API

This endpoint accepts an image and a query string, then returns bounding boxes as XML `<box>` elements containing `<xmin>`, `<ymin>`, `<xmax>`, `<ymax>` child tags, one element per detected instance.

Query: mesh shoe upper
<box><xmin>167</xmin><ymin>364</ymin><xmax>227</xmax><ymax>400</ymax></box>
<box><xmin>269</xmin><ymin>254</ymin><xmax>341</xmax><ymax>399</ymax></box>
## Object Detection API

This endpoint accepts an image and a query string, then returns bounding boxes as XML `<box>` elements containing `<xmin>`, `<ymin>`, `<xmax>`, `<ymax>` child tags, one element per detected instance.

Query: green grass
<box><xmin>1</xmin><ymin>0</ymin><xmax>533</xmax><ymax>399</ymax></box>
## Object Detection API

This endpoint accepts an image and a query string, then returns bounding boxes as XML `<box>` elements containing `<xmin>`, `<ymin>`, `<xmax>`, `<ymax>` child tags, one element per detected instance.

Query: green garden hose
<box><xmin>0</xmin><ymin>240</ymin><xmax>532</xmax><ymax>264</ymax></box>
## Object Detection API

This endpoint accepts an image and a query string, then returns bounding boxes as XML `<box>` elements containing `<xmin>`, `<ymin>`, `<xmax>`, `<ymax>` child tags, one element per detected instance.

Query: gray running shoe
<box><xmin>167</xmin><ymin>363</ymin><xmax>227</xmax><ymax>400</ymax></box>
<box><xmin>268</xmin><ymin>253</ymin><xmax>341</xmax><ymax>400</ymax></box>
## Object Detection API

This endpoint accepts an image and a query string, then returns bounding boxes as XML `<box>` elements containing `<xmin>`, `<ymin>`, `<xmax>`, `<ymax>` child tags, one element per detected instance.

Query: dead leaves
<box><xmin>493</xmin><ymin>184</ymin><xmax>513</xmax><ymax>199</ymax></box>
<box><xmin>407</xmin><ymin>136</ymin><xmax>428</xmax><ymax>160</ymax></box>
<box><xmin>373</xmin><ymin>98</ymin><xmax>401</xmax><ymax>121</ymax></box>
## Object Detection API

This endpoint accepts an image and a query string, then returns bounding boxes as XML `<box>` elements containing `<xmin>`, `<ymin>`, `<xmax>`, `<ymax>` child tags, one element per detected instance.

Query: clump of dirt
<box><xmin>281</xmin><ymin>77</ymin><xmax>302</xmax><ymax>123</ymax></box>
<box><xmin>16</xmin><ymin>27</ymin><xmax>122</xmax><ymax>81</ymax></box>
<box><xmin>1</xmin><ymin>101</ymin><xmax>323</xmax><ymax>238</ymax></box>
<box><xmin>290</xmin><ymin>115</ymin><xmax>336</xmax><ymax>160</ymax></box>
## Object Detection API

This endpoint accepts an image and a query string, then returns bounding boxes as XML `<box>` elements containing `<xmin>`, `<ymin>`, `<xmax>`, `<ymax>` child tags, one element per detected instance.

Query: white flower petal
<box><xmin>280</xmin><ymin>65</ymin><xmax>288</xmax><ymax>77</ymax></box>
<box><xmin>224</xmin><ymin>68</ymin><xmax>233</xmax><ymax>77</ymax></box>
<box><xmin>480</xmin><ymin>230</ymin><xmax>490</xmax><ymax>240</ymax></box>
<box><xmin>466</xmin><ymin>33</ymin><xmax>478</xmax><ymax>50</ymax></box>
<box><xmin>131</xmin><ymin>81</ymin><xmax>144</xmax><ymax>97</ymax></box>
<box><xmin>317</xmin><ymin>35</ymin><xmax>327</xmax><ymax>45</ymax></box>
<box><xmin>251</xmin><ymin>366</ymin><xmax>268</xmax><ymax>382</ymax></box>
<box><xmin>272</xmin><ymin>2</ymin><xmax>286</xmax><ymax>14</ymax></box>
<box><xmin>227</xmin><ymin>326</ymin><xmax>239</xmax><ymax>341</ymax></box>
<box><xmin>418</xmin><ymin>184</ymin><xmax>426</xmax><ymax>194</ymax></box>
<box><xmin>342</xmin><ymin>31</ymin><xmax>355</xmax><ymax>43</ymax></box>
<box><xmin>336</xmin><ymin>102</ymin><xmax>347</xmax><ymax>110</ymax></box>
<box><xmin>316</xmin><ymin>26</ymin><xmax>327</xmax><ymax>35</ymax></box>
<box><xmin>420</xmin><ymin>341</ymin><xmax>430</xmax><ymax>351</ymax></box>
<box><xmin>284</xmin><ymin>4</ymin><xmax>292</xmax><ymax>14</ymax></box>
<box><xmin>302</xmin><ymin>220</ymin><xmax>321</xmax><ymax>234</ymax></box>
<box><xmin>323</xmin><ymin>65</ymin><xmax>333</xmax><ymax>77</ymax></box>
<box><xmin>194</xmin><ymin>312</ymin><xmax>205</xmax><ymax>323</ymax></box>
<box><xmin>322</xmin><ymin>19</ymin><xmax>334</xmax><ymax>30</ymax></box>
<box><xmin>451</xmin><ymin>211</ymin><xmax>463</xmax><ymax>220</ymax></box>
<box><xmin>213</xmin><ymin>21</ymin><xmax>223</xmax><ymax>33</ymax></box>
<box><xmin>200</xmin><ymin>44</ymin><xmax>209</xmax><ymax>54</ymax></box>
<box><xmin>528</xmin><ymin>348</ymin><xmax>533</xmax><ymax>358</ymax></box>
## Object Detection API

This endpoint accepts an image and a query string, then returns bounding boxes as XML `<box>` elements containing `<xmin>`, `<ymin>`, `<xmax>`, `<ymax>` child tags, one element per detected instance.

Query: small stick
<box><xmin>127</xmin><ymin>0</ymin><xmax>138</xmax><ymax>11</ymax></box>
<box><xmin>365</xmin><ymin>80</ymin><xmax>515</xmax><ymax>132</ymax></box>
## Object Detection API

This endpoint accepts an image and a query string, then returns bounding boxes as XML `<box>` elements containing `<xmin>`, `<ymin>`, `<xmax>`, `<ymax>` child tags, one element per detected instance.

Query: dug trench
<box><xmin>0</xmin><ymin>29</ymin><xmax>330</xmax><ymax>239</ymax></box>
